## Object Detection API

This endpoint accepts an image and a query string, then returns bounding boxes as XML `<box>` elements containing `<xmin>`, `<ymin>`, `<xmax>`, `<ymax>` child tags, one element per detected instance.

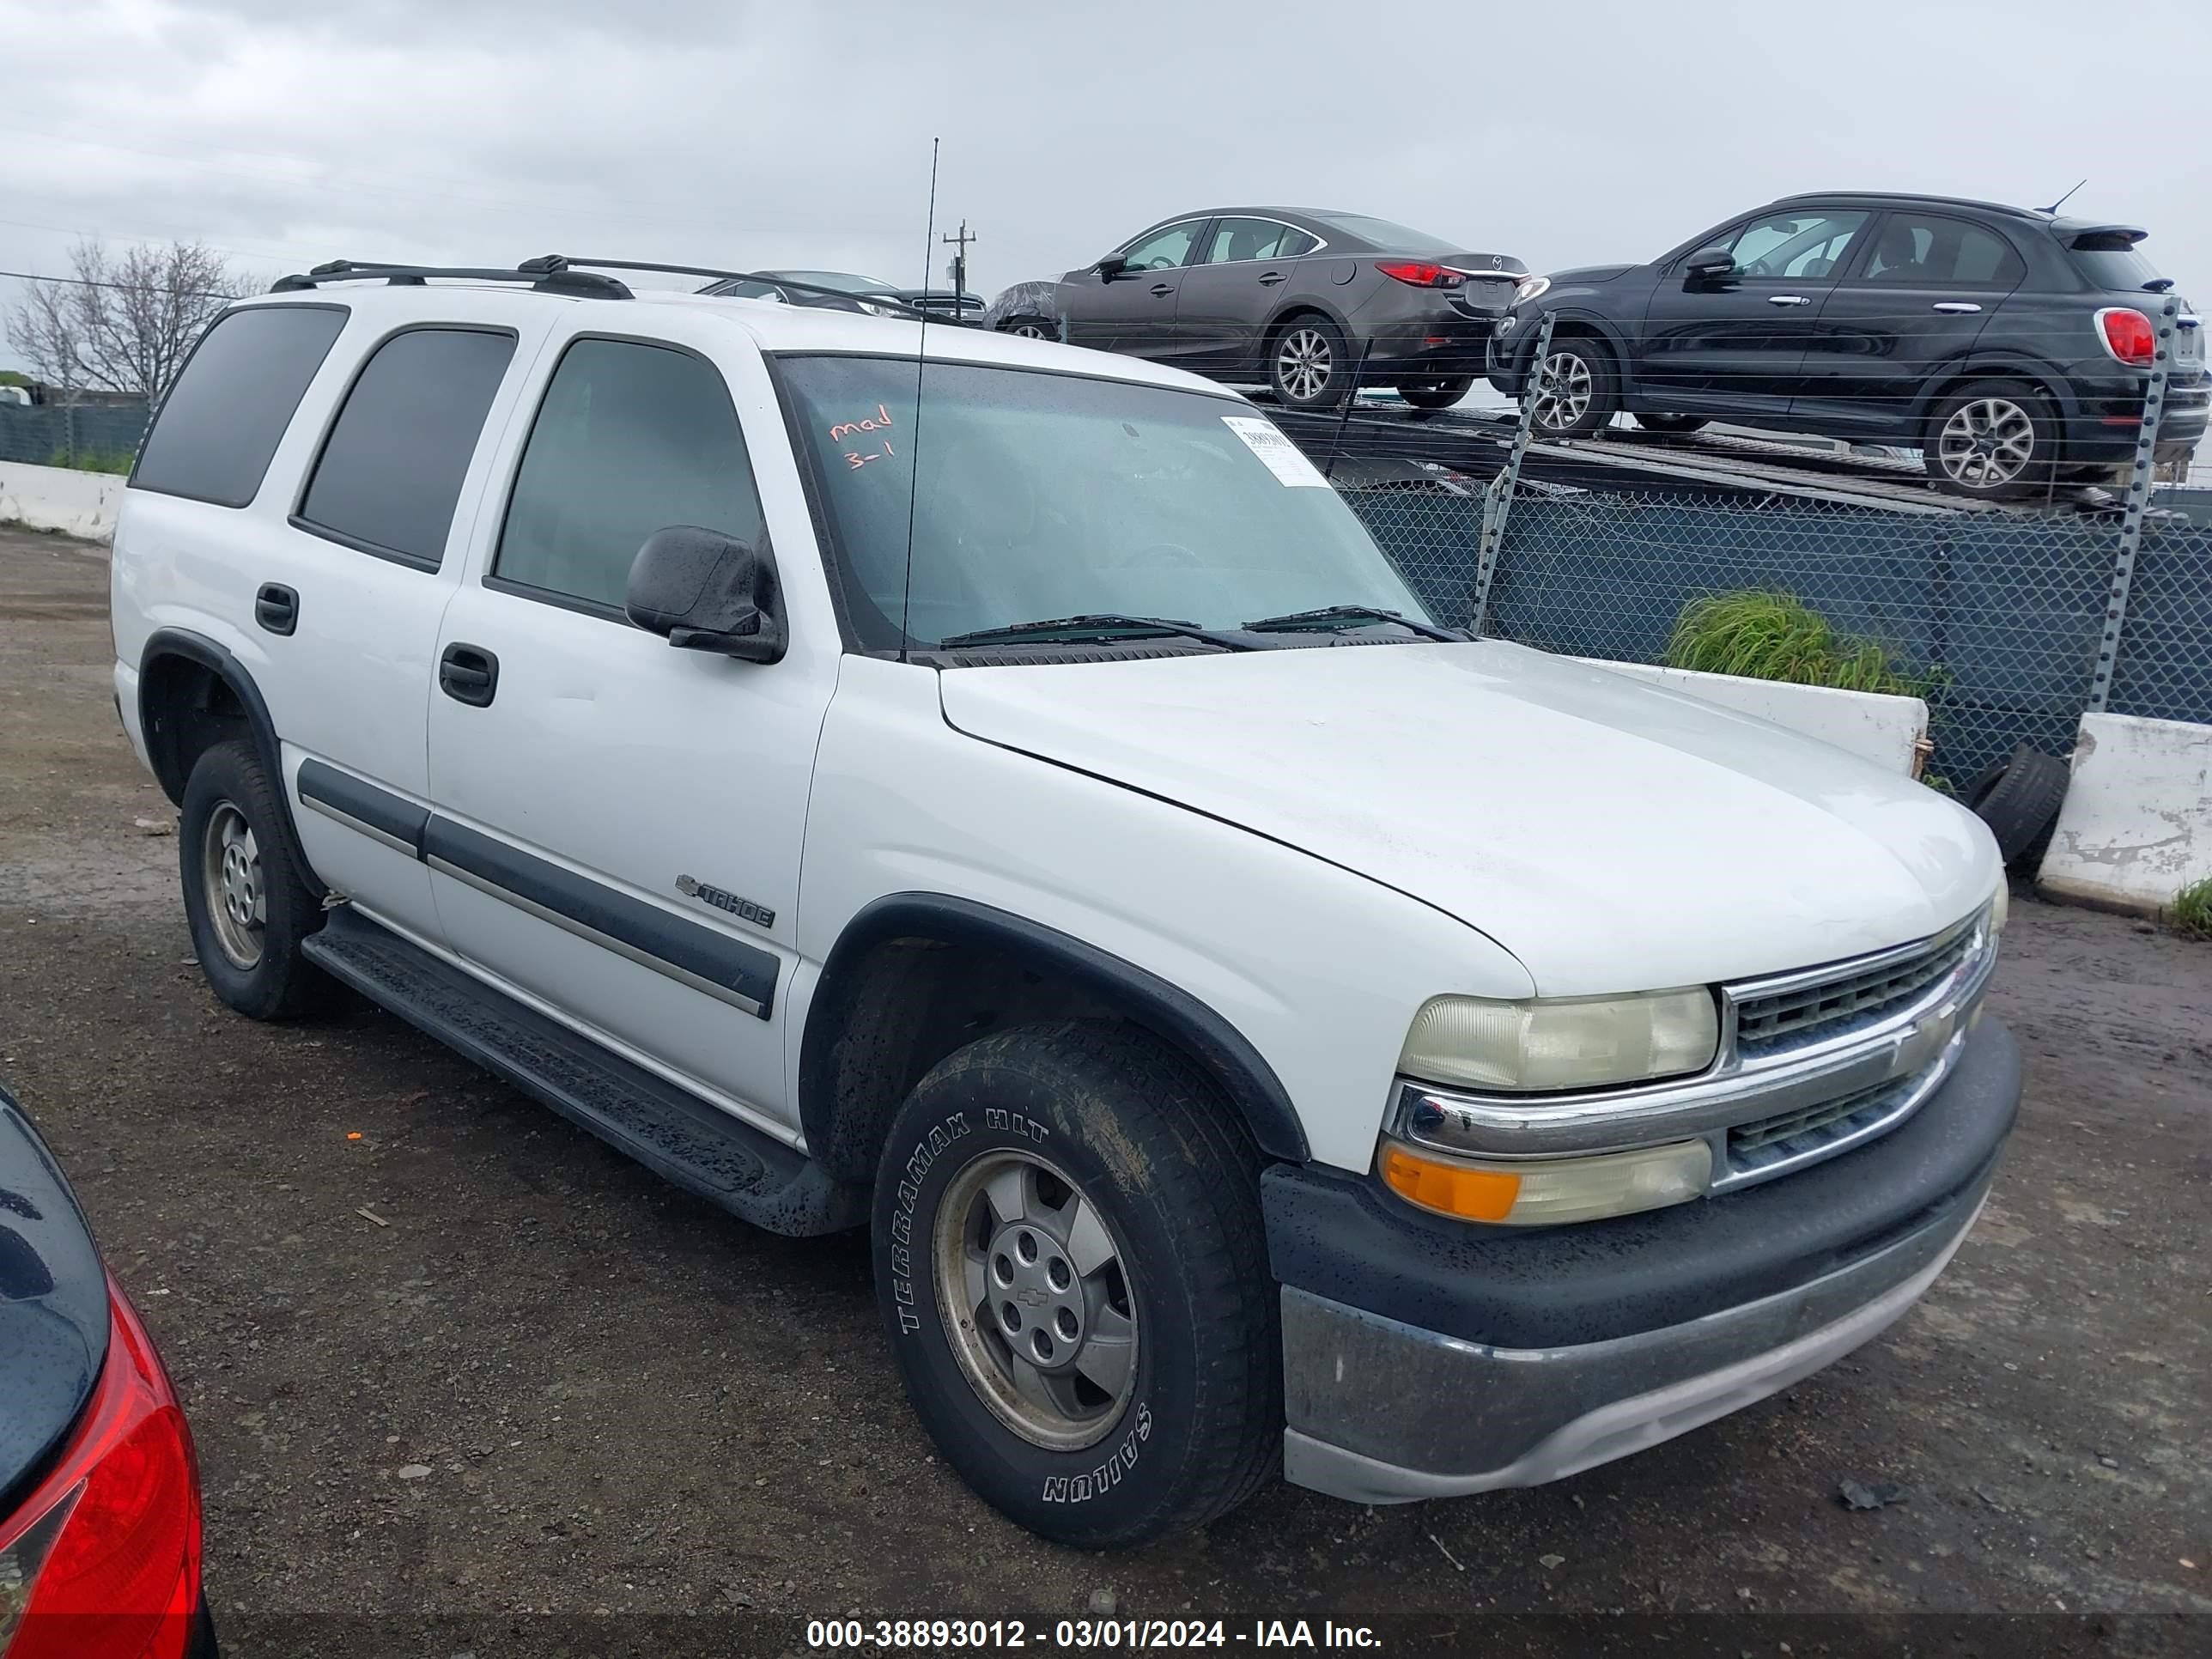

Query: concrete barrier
<box><xmin>0</xmin><ymin>460</ymin><xmax>127</xmax><ymax>540</ymax></box>
<box><xmin>1578</xmin><ymin>659</ymin><xmax>1930</xmax><ymax>775</ymax></box>
<box><xmin>2037</xmin><ymin>712</ymin><xmax>2212</xmax><ymax>916</ymax></box>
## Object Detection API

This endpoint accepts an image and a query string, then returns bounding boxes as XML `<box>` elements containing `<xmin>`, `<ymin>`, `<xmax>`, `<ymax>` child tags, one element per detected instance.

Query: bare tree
<box><xmin>4</xmin><ymin>240</ymin><xmax>248</xmax><ymax>401</ymax></box>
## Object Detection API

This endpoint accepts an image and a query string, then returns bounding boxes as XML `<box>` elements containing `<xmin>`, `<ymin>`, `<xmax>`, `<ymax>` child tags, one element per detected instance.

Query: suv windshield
<box><xmin>776</xmin><ymin>356</ymin><xmax>1433</xmax><ymax>651</ymax></box>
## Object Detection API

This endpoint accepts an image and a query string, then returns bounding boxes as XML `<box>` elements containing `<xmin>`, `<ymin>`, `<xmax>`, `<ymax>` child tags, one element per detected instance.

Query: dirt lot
<box><xmin>2</xmin><ymin>523</ymin><xmax>2207</xmax><ymax>1655</ymax></box>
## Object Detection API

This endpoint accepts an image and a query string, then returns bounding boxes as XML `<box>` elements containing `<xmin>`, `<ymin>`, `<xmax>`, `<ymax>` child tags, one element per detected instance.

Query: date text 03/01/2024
<box><xmin>804</xmin><ymin>1618</ymin><xmax>1383</xmax><ymax>1649</ymax></box>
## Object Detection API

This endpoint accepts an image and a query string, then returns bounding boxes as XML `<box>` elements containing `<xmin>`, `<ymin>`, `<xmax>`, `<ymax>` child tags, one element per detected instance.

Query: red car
<box><xmin>0</xmin><ymin>1084</ymin><xmax>215</xmax><ymax>1658</ymax></box>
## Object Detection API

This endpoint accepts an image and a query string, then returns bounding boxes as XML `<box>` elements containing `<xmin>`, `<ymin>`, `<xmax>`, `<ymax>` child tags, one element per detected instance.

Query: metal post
<box><xmin>2086</xmin><ymin>295</ymin><xmax>2176</xmax><ymax>714</ymax></box>
<box><xmin>1470</xmin><ymin>312</ymin><xmax>1554</xmax><ymax>637</ymax></box>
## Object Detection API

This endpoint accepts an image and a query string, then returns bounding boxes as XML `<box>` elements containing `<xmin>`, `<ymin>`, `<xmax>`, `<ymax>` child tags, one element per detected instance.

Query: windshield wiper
<box><xmin>937</xmin><ymin>613</ymin><xmax>1256</xmax><ymax>651</ymax></box>
<box><xmin>1242</xmin><ymin>605</ymin><xmax>1464</xmax><ymax>642</ymax></box>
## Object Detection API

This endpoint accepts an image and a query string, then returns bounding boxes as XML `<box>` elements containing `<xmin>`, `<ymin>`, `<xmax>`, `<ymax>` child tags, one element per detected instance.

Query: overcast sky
<box><xmin>3</xmin><ymin>0</ymin><xmax>2206</xmax><ymax>373</ymax></box>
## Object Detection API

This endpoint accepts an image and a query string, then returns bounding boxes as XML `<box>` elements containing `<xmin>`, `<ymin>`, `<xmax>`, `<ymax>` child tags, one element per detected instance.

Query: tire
<box><xmin>1634</xmin><ymin>411</ymin><xmax>1709</xmax><ymax>435</ymax></box>
<box><xmin>1923</xmin><ymin>379</ymin><xmax>2060</xmax><ymax>501</ymax></box>
<box><xmin>179</xmin><ymin>739</ymin><xmax>331</xmax><ymax>1019</ymax></box>
<box><xmin>1398</xmin><ymin>376</ymin><xmax>1474</xmax><ymax>412</ymax></box>
<box><xmin>872</xmin><ymin>1019</ymin><xmax>1279</xmax><ymax>1548</ymax></box>
<box><xmin>1963</xmin><ymin>744</ymin><xmax>2070</xmax><ymax>871</ymax></box>
<box><xmin>1268</xmin><ymin>313</ymin><xmax>1352</xmax><ymax>410</ymax></box>
<box><xmin>1000</xmin><ymin>315</ymin><xmax>1057</xmax><ymax>342</ymax></box>
<box><xmin>1524</xmin><ymin>334</ymin><xmax>1618</xmax><ymax>438</ymax></box>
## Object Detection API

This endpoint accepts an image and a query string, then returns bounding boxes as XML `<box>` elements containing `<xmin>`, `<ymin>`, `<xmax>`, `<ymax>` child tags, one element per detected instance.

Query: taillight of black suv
<box><xmin>1489</xmin><ymin>191</ymin><xmax>2206</xmax><ymax>500</ymax></box>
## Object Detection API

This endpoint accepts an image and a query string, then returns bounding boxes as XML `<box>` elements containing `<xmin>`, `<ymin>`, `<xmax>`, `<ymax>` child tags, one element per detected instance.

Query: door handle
<box><xmin>1149</xmin><ymin>283</ymin><xmax>1176</xmax><ymax>298</ymax></box>
<box><xmin>253</xmin><ymin>583</ymin><xmax>299</xmax><ymax>636</ymax></box>
<box><xmin>1765</xmin><ymin>294</ymin><xmax>1813</xmax><ymax>307</ymax></box>
<box><xmin>438</xmin><ymin>643</ymin><xmax>499</xmax><ymax>708</ymax></box>
<box><xmin>1931</xmin><ymin>301</ymin><xmax>1984</xmax><ymax>314</ymax></box>
<box><xmin>1257</xmin><ymin>270</ymin><xmax>1286</xmax><ymax>286</ymax></box>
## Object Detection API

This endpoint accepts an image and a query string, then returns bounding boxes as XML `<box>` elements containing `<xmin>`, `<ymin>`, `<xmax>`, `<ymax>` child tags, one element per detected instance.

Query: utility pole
<box><xmin>941</xmin><ymin>220</ymin><xmax>977</xmax><ymax>302</ymax></box>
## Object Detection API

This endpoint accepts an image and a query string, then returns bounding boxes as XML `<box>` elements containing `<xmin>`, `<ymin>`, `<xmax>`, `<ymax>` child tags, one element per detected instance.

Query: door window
<box><xmin>131</xmin><ymin>305</ymin><xmax>349</xmax><ymax>507</ymax></box>
<box><xmin>1116</xmin><ymin>220</ymin><xmax>1206</xmax><ymax>271</ymax></box>
<box><xmin>1198</xmin><ymin>218</ymin><xmax>1311</xmax><ymax>264</ymax></box>
<box><xmin>494</xmin><ymin>338</ymin><xmax>768</xmax><ymax>612</ymax></box>
<box><xmin>296</xmin><ymin>327</ymin><xmax>518</xmax><ymax>568</ymax></box>
<box><xmin>1858</xmin><ymin>215</ymin><xmax>2025</xmax><ymax>288</ymax></box>
<box><xmin>1724</xmin><ymin>210</ymin><xmax>1869</xmax><ymax>280</ymax></box>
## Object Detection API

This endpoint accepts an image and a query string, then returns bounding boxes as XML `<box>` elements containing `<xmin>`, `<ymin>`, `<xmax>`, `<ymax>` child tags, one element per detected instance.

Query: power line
<box><xmin>0</xmin><ymin>266</ymin><xmax>238</xmax><ymax>301</ymax></box>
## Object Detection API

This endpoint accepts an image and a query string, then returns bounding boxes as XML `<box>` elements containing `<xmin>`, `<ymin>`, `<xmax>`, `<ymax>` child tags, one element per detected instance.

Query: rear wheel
<box><xmin>872</xmin><ymin>1020</ymin><xmax>1279</xmax><ymax>1548</ymax></box>
<box><xmin>1525</xmin><ymin>336</ymin><xmax>1618</xmax><ymax>438</ymax></box>
<box><xmin>1634</xmin><ymin>411</ymin><xmax>1709</xmax><ymax>435</ymax></box>
<box><xmin>1924</xmin><ymin>379</ymin><xmax>2058</xmax><ymax>500</ymax></box>
<box><xmin>1269</xmin><ymin>314</ymin><xmax>1351</xmax><ymax>410</ymax></box>
<box><xmin>1399</xmin><ymin>376</ymin><xmax>1474</xmax><ymax>411</ymax></box>
<box><xmin>179</xmin><ymin>739</ymin><xmax>331</xmax><ymax>1019</ymax></box>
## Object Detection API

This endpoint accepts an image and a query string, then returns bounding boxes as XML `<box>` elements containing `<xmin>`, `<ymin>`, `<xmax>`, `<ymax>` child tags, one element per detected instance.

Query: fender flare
<box><xmin>799</xmin><ymin>892</ymin><xmax>1311</xmax><ymax>1168</ymax></box>
<box><xmin>137</xmin><ymin>627</ymin><xmax>319</xmax><ymax>886</ymax></box>
<box><xmin>1907</xmin><ymin>353</ymin><xmax>2081</xmax><ymax>432</ymax></box>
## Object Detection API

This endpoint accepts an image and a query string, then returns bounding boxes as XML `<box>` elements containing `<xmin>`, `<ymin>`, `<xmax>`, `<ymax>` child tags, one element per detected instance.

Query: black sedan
<box><xmin>0</xmin><ymin>1084</ymin><xmax>216</xmax><ymax>1657</ymax></box>
<box><xmin>984</xmin><ymin>208</ymin><xmax>1525</xmax><ymax>409</ymax></box>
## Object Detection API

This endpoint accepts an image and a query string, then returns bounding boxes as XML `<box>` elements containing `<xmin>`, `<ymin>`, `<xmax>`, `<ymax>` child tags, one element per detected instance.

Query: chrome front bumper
<box><xmin>1282</xmin><ymin>1182</ymin><xmax>1988</xmax><ymax>1504</ymax></box>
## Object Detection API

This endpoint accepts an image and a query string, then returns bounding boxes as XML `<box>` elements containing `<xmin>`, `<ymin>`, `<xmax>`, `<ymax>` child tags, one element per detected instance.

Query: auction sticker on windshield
<box><xmin>1221</xmin><ymin>415</ymin><xmax>1330</xmax><ymax>487</ymax></box>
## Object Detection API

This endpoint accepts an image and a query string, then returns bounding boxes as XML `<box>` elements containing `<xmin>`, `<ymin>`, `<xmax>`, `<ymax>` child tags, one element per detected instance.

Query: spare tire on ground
<box><xmin>1964</xmin><ymin>744</ymin><xmax>2070</xmax><ymax>870</ymax></box>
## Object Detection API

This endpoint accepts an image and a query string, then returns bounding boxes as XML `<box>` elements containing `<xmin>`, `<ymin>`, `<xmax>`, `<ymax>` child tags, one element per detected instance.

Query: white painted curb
<box><xmin>0</xmin><ymin>460</ymin><xmax>127</xmax><ymax>540</ymax></box>
<box><xmin>1577</xmin><ymin>659</ymin><xmax>1929</xmax><ymax>776</ymax></box>
<box><xmin>2037</xmin><ymin>712</ymin><xmax>2212</xmax><ymax>916</ymax></box>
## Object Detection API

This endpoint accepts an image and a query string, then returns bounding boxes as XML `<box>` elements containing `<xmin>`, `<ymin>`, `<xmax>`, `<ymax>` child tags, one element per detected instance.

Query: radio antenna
<box><xmin>2039</xmin><ymin>177</ymin><xmax>2087</xmax><ymax>215</ymax></box>
<box><xmin>897</xmin><ymin>137</ymin><xmax>940</xmax><ymax>665</ymax></box>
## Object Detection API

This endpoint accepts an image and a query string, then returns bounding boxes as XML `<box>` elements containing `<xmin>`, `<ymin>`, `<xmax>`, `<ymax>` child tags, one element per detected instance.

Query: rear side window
<box><xmin>1858</xmin><ymin>215</ymin><xmax>2025</xmax><ymax>288</ymax></box>
<box><xmin>296</xmin><ymin>327</ymin><xmax>517</xmax><ymax>568</ymax></box>
<box><xmin>494</xmin><ymin>338</ymin><xmax>767</xmax><ymax>612</ymax></box>
<box><xmin>131</xmin><ymin>306</ymin><xmax>348</xmax><ymax>507</ymax></box>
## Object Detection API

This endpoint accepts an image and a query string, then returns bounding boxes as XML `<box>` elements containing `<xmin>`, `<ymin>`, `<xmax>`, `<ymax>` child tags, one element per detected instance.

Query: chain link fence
<box><xmin>0</xmin><ymin>401</ymin><xmax>151</xmax><ymax>470</ymax></box>
<box><xmin>1350</xmin><ymin>483</ymin><xmax>2211</xmax><ymax>787</ymax></box>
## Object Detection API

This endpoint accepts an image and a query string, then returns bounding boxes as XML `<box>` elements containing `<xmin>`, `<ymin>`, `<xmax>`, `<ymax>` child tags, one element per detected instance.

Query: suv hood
<box><xmin>939</xmin><ymin>643</ymin><xmax>1996</xmax><ymax>995</ymax></box>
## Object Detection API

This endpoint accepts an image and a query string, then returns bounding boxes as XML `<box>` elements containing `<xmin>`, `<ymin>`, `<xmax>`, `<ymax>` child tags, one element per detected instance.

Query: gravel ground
<box><xmin>1</xmin><ymin>524</ymin><xmax>2206</xmax><ymax>1655</ymax></box>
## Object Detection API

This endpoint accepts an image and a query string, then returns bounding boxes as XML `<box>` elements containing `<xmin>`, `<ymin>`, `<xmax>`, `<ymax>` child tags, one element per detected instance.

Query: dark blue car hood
<box><xmin>1547</xmin><ymin>263</ymin><xmax>1638</xmax><ymax>285</ymax></box>
<box><xmin>0</xmin><ymin>1086</ymin><xmax>107</xmax><ymax>1516</ymax></box>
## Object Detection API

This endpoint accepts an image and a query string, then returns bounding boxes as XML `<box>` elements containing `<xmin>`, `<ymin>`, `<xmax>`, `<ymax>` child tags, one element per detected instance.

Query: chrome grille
<box><xmin>1725</xmin><ymin>1074</ymin><xmax>1917</xmax><ymax>1178</ymax></box>
<box><xmin>1733</xmin><ymin>927</ymin><xmax>1974</xmax><ymax>1057</ymax></box>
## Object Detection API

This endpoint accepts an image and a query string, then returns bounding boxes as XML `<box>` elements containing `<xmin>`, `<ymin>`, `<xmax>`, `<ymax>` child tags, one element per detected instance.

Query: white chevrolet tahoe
<box><xmin>109</xmin><ymin>258</ymin><xmax>2020</xmax><ymax>1548</ymax></box>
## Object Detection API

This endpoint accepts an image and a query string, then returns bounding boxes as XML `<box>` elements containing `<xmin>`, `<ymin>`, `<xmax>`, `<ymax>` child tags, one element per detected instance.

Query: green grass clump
<box><xmin>1666</xmin><ymin>590</ymin><xmax>1933</xmax><ymax>699</ymax></box>
<box><xmin>47</xmin><ymin>448</ymin><xmax>136</xmax><ymax>475</ymax></box>
<box><xmin>2169</xmin><ymin>877</ymin><xmax>2212</xmax><ymax>941</ymax></box>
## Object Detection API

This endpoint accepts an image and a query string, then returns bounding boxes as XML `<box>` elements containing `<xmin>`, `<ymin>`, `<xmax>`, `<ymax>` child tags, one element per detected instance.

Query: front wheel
<box><xmin>1269</xmin><ymin>314</ymin><xmax>1351</xmax><ymax>410</ymax></box>
<box><xmin>999</xmin><ymin>315</ymin><xmax>1057</xmax><ymax>342</ymax></box>
<box><xmin>872</xmin><ymin>1020</ymin><xmax>1279</xmax><ymax>1548</ymax></box>
<box><xmin>1525</xmin><ymin>337</ymin><xmax>1618</xmax><ymax>437</ymax></box>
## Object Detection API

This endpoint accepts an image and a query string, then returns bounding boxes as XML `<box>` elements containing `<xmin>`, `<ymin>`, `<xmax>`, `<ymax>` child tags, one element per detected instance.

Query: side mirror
<box><xmin>1095</xmin><ymin>253</ymin><xmax>1130</xmax><ymax>280</ymax></box>
<box><xmin>624</xmin><ymin>526</ymin><xmax>787</xmax><ymax>664</ymax></box>
<box><xmin>1683</xmin><ymin>246</ymin><xmax>1737</xmax><ymax>287</ymax></box>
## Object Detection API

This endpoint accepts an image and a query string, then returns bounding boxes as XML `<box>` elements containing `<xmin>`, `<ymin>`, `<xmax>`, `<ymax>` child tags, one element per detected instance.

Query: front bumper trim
<box><xmin>1281</xmin><ymin>1188</ymin><xmax>1984</xmax><ymax>1504</ymax></box>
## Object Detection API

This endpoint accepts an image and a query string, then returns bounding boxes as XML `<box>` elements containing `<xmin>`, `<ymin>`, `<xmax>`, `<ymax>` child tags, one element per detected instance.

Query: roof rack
<box><xmin>270</xmin><ymin>258</ymin><xmax>631</xmax><ymax>299</ymax></box>
<box><xmin>540</xmin><ymin>255</ymin><xmax>938</xmax><ymax>322</ymax></box>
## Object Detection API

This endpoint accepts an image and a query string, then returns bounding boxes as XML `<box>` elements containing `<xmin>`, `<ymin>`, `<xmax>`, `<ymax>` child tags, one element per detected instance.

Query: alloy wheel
<box><xmin>200</xmin><ymin>800</ymin><xmax>265</xmax><ymax>969</ymax></box>
<box><xmin>1008</xmin><ymin>321</ymin><xmax>1053</xmax><ymax>340</ymax></box>
<box><xmin>1937</xmin><ymin>398</ymin><xmax>2037</xmax><ymax>489</ymax></box>
<box><xmin>933</xmin><ymin>1149</ymin><xmax>1139</xmax><ymax>1451</ymax></box>
<box><xmin>1276</xmin><ymin>327</ymin><xmax>1334</xmax><ymax>404</ymax></box>
<box><xmin>1530</xmin><ymin>349</ymin><xmax>1593</xmax><ymax>431</ymax></box>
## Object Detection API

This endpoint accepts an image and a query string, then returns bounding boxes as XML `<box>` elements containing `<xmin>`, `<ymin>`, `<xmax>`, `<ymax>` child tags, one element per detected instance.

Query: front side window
<box><xmin>131</xmin><ymin>305</ymin><xmax>349</xmax><ymax>507</ymax></box>
<box><xmin>296</xmin><ymin>327</ymin><xmax>517</xmax><ymax>567</ymax></box>
<box><xmin>1116</xmin><ymin>221</ymin><xmax>1205</xmax><ymax>270</ymax></box>
<box><xmin>495</xmin><ymin>338</ymin><xmax>767</xmax><ymax>611</ymax></box>
<box><xmin>778</xmin><ymin>356</ymin><xmax>1433</xmax><ymax>651</ymax></box>
<box><xmin>1725</xmin><ymin>210</ymin><xmax>1869</xmax><ymax>280</ymax></box>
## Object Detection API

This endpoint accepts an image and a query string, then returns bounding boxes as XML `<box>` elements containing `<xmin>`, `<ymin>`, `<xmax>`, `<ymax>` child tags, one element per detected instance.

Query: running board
<box><xmin>303</xmin><ymin>908</ymin><xmax>866</xmax><ymax>1237</ymax></box>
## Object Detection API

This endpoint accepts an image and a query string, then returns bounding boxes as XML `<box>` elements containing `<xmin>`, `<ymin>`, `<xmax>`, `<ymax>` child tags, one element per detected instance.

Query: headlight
<box><xmin>1400</xmin><ymin>989</ymin><xmax>1718</xmax><ymax>1092</ymax></box>
<box><xmin>1988</xmin><ymin>881</ymin><xmax>2008</xmax><ymax>935</ymax></box>
<box><xmin>1514</xmin><ymin>275</ymin><xmax>1552</xmax><ymax>305</ymax></box>
<box><xmin>857</xmin><ymin>300</ymin><xmax>905</xmax><ymax>319</ymax></box>
<box><xmin>1381</xmin><ymin>1138</ymin><xmax>1709</xmax><ymax>1226</ymax></box>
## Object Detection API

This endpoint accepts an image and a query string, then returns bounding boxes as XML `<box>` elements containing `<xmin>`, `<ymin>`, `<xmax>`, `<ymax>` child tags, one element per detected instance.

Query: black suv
<box><xmin>1489</xmin><ymin>191</ymin><xmax>2207</xmax><ymax>498</ymax></box>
